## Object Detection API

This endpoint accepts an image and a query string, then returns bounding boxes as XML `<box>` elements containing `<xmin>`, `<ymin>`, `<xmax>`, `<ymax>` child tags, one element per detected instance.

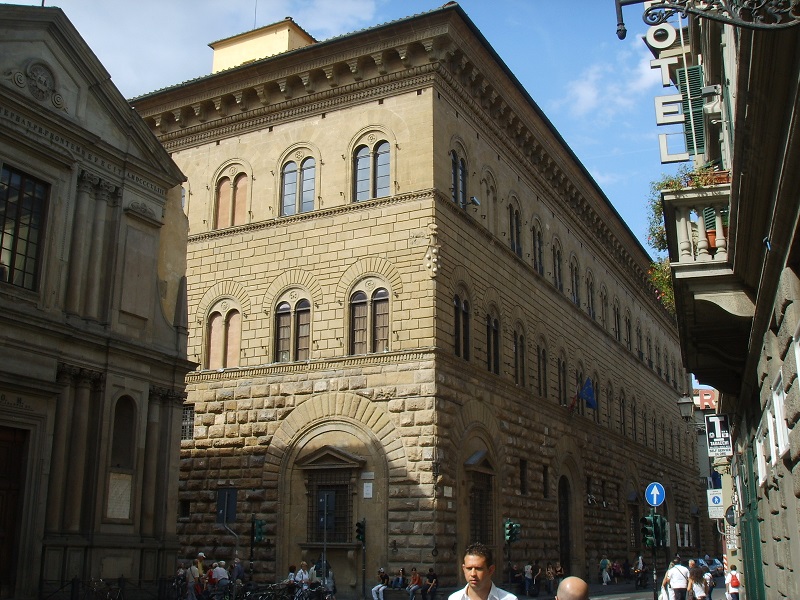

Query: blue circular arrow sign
<box><xmin>646</xmin><ymin>482</ymin><xmax>666</xmax><ymax>507</ymax></box>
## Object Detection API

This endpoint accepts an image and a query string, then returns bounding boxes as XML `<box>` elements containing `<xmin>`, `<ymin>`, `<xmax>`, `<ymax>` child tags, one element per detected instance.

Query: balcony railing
<box><xmin>662</xmin><ymin>182</ymin><xmax>731</xmax><ymax>265</ymax></box>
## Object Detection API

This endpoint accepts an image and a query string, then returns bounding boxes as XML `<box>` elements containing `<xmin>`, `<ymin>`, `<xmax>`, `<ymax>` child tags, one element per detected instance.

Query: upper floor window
<box><xmin>552</xmin><ymin>240</ymin><xmax>563</xmax><ymax>292</ymax></box>
<box><xmin>569</xmin><ymin>257</ymin><xmax>580</xmax><ymax>306</ymax></box>
<box><xmin>557</xmin><ymin>353</ymin><xmax>568</xmax><ymax>406</ymax></box>
<box><xmin>350</xmin><ymin>287</ymin><xmax>390</xmax><ymax>354</ymax></box>
<box><xmin>354</xmin><ymin>141</ymin><xmax>390</xmax><ymax>201</ymax></box>
<box><xmin>281</xmin><ymin>157</ymin><xmax>316</xmax><ymax>216</ymax></box>
<box><xmin>586</xmin><ymin>273</ymin><xmax>595</xmax><ymax>320</ymax></box>
<box><xmin>509</xmin><ymin>203</ymin><xmax>522</xmax><ymax>257</ymax></box>
<box><xmin>206</xmin><ymin>299</ymin><xmax>242</xmax><ymax>369</ymax></box>
<box><xmin>451</xmin><ymin>150</ymin><xmax>467</xmax><ymax>207</ymax></box>
<box><xmin>454</xmin><ymin>294</ymin><xmax>471</xmax><ymax>361</ymax></box>
<box><xmin>656</xmin><ymin>344</ymin><xmax>662</xmax><ymax>376</ymax></box>
<box><xmin>513</xmin><ymin>327</ymin><xmax>526</xmax><ymax>386</ymax></box>
<box><xmin>636</xmin><ymin>324</ymin><xmax>644</xmax><ymax>360</ymax></box>
<box><xmin>486</xmin><ymin>312</ymin><xmax>500</xmax><ymax>375</ymax></box>
<box><xmin>612</xmin><ymin>300</ymin><xmax>621</xmax><ymax>342</ymax></box>
<box><xmin>537</xmin><ymin>341</ymin><xmax>548</xmax><ymax>398</ymax></box>
<box><xmin>625</xmin><ymin>313</ymin><xmax>632</xmax><ymax>351</ymax></box>
<box><xmin>532</xmin><ymin>222</ymin><xmax>544</xmax><ymax>275</ymax></box>
<box><xmin>1</xmin><ymin>164</ymin><xmax>48</xmax><ymax>291</ymax></box>
<box><xmin>215</xmin><ymin>172</ymin><xmax>248</xmax><ymax>229</ymax></box>
<box><xmin>619</xmin><ymin>392</ymin><xmax>627</xmax><ymax>436</ymax></box>
<box><xmin>599</xmin><ymin>287</ymin><xmax>609</xmax><ymax>329</ymax></box>
<box><xmin>646</xmin><ymin>335</ymin><xmax>653</xmax><ymax>368</ymax></box>
<box><xmin>574</xmin><ymin>367</ymin><xmax>585</xmax><ymax>416</ymax></box>
<box><xmin>275</xmin><ymin>298</ymin><xmax>311</xmax><ymax>362</ymax></box>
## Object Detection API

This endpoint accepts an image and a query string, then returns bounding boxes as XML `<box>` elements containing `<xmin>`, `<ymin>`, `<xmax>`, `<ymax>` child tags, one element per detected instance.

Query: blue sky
<box><xmin>9</xmin><ymin>0</ymin><xmax>685</xmax><ymax>252</ymax></box>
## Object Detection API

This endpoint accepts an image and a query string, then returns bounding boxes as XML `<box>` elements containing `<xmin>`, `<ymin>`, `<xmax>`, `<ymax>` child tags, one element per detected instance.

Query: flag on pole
<box><xmin>578</xmin><ymin>377</ymin><xmax>596</xmax><ymax>409</ymax></box>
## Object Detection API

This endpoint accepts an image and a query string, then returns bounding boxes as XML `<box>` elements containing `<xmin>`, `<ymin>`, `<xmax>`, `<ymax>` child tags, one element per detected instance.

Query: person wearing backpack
<box><xmin>724</xmin><ymin>565</ymin><xmax>741</xmax><ymax>600</ymax></box>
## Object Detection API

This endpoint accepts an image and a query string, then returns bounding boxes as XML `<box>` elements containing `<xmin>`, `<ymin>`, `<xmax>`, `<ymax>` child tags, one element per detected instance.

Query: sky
<box><xmin>7</xmin><ymin>0</ymin><xmax>687</xmax><ymax>254</ymax></box>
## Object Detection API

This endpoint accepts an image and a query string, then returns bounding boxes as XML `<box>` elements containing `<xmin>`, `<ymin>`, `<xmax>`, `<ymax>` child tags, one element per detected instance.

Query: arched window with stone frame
<box><xmin>557</xmin><ymin>351</ymin><xmax>568</xmax><ymax>406</ymax></box>
<box><xmin>656</xmin><ymin>343</ymin><xmax>662</xmax><ymax>376</ymax></box>
<box><xmin>454</xmin><ymin>292</ymin><xmax>472</xmax><ymax>361</ymax></box>
<box><xmin>631</xmin><ymin>398</ymin><xmax>638</xmax><ymax>442</ymax></box>
<box><xmin>451</xmin><ymin>148</ymin><xmax>468</xmax><ymax>208</ymax></box>
<box><xmin>513</xmin><ymin>323</ymin><xmax>526</xmax><ymax>386</ymax></box>
<box><xmin>599</xmin><ymin>286</ymin><xmax>609</xmax><ymax>330</ymax></box>
<box><xmin>281</xmin><ymin>155</ymin><xmax>316</xmax><ymax>216</ymax></box>
<box><xmin>586</xmin><ymin>271</ymin><xmax>596</xmax><ymax>320</ymax></box>
<box><xmin>214</xmin><ymin>170</ymin><xmax>249</xmax><ymax>229</ymax></box>
<box><xmin>574</xmin><ymin>362</ymin><xmax>585</xmax><ymax>416</ymax></box>
<box><xmin>646</xmin><ymin>333</ymin><xmax>653</xmax><ymax>368</ymax></box>
<box><xmin>205</xmin><ymin>298</ymin><xmax>243</xmax><ymax>369</ymax></box>
<box><xmin>625</xmin><ymin>311</ymin><xmax>633</xmax><ymax>352</ymax></box>
<box><xmin>466</xmin><ymin>450</ymin><xmax>495</xmax><ymax>545</ymax></box>
<box><xmin>591</xmin><ymin>370</ymin><xmax>601</xmax><ymax>423</ymax></box>
<box><xmin>636</xmin><ymin>322</ymin><xmax>644</xmax><ymax>361</ymax></box>
<box><xmin>619</xmin><ymin>390</ymin><xmax>627</xmax><ymax>436</ymax></box>
<box><xmin>348</xmin><ymin>280</ymin><xmax>391</xmax><ymax>355</ymax></box>
<box><xmin>531</xmin><ymin>219</ymin><xmax>544</xmax><ymax>275</ymax></box>
<box><xmin>354</xmin><ymin>139</ymin><xmax>391</xmax><ymax>202</ymax></box>
<box><xmin>612</xmin><ymin>298</ymin><xmax>622</xmax><ymax>342</ymax></box>
<box><xmin>536</xmin><ymin>339</ymin><xmax>549</xmax><ymax>399</ymax></box>
<box><xmin>508</xmin><ymin>198</ymin><xmax>522</xmax><ymax>257</ymax></box>
<box><xmin>569</xmin><ymin>256</ymin><xmax>580</xmax><ymax>307</ymax></box>
<box><xmin>552</xmin><ymin>238</ymin><xmax>563</xmax><ymax>292</ymax></box>
<box><xmin>485</xmin><ymin>308</ymin><xmax>501</xmax><ymax>375</ymax></box>
<box><xmin>273</xmin><ymin>292</ymin><xmax>312</xmax><ymax>363</ymax></box>
<box><xmin>606</xmin><ymin>382</ymin><xmax>614</xmax><ymax>428</ymax></box>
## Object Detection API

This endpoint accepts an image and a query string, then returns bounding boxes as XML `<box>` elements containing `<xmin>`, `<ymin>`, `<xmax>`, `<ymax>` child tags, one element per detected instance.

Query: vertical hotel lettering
<box><xmin>646</xmin><ymin>2</ymin><xmax>690</xmax><ymax>164</ymax></box>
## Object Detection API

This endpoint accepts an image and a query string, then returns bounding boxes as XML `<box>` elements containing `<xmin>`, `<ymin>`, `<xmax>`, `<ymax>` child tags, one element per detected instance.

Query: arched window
<box><xmin>274</xmin><ymin>298</ymin><xmax>312</xmax><ymax>363</ymax></box>
<box><xmin>569</xmin><ymin>257</ymin><xmax>580</xmax><ymax>306</ymax></box>
<box><xmin>111</xmin><ymin>396</ymin><xmax>136</xmax><ymax>469</ymax></box>
<box><xmin>613</xmin><ymin>300</ymin><xmax>621</xmax><ymax>341</ymax></box>
<box><xmin>354</xmin><ymin>141</ymin><xmax>391</xmax><ymax>201</ymax></box>
<box><xmin>454</xmin><ymin>294</ymin><xmax>471</xmax><ymax>360</ymax></box>
<box><xmin>532</xmin><ymin>222</ymin><xmax>544</xmax><ymax>275</ymax></box>
<box><xmin>206</xmin><ymin>302</ymin><xmax>242</xmax><ymax>370</ymax></box>
<box><xmin>349</xmin><ymin>287</ymin><xmax>390</xmax><ymax>354</ymax></box>
<box><xmin>557</xmin><ymin>353</ymin><xmax>568</xmax><ymax>406</ymax></box>
<box><xmin>552</xmin><ymin>240</ymin><xmax>563</xmax><ymax>291</ymax></box>
<box><xmin>574</xmin><ymin>365</ymin><xmax>585</xmax><ymax>416</ymax></box>
<box><xmin>606</xmin><ymin>383</ymin><xmax>614</xmax><ymax>428</ymax></box>
<box><xmin>281</xmin><ymin>157</ymin><xmax>316</xmax><ymax>216</ymax></box>
<box><xmin>586</xmin><ymin>273</ymin><xmax>595</xmax><ymax>319</ymax></box>
<box><xmin>509</xmin><ymin>203</ymin><xmax>522</xmax><ymax>256</ymax></box>
<box><xmin>600</xmin><ymin>287</ymin><xmax>609</xmax><ymax>329</ymax></box>
<box><xmin>513</xmin><ymin>327</ymin><xmax>526</xmax><ymax>386</ymax></box>
<box><xmin>646</xmin><ymin>334</ymin><xmax>653</xmax><ymax>368</ymax></box>
<box><xmin>485</xmin><ymin>311</ymin><xmax>500</xmax><ymax>375</ymax></box>
<box><xmin>619</xmin><ymin>391</ymin><xmax>627</xmax><ymax>436</ymax></box>
<box><xmin>451</xmin><ymin>150</ymin><xmax>468</xmax><ymax>207</ymax></box>
<box><xmin>214</xmin><ymin>172</ymin><xmax>248</xmax><ymax>229</ymax></box>
<box><xmin>537</xmin><ymin>340</ymin><xmax>548</xmax><ymax>398</ymax></box>
<box><xmin>656</xmin><ymin>343</ymin><xmax>662</xmax><ymax>376</ymax></box>
<box><xmin>625</xmin><ymin>312</ymin><xmax>632</xmax><ymax>351</ymax></box>
<box><xmin>631</xmin><ymin>399</ymin><xmax>638</xmax><ymax>441</ymax></box>
<box><xmin>636</xmin><ymin>323</ymin><xmax>644</xmax><ymax>360</ymax></box>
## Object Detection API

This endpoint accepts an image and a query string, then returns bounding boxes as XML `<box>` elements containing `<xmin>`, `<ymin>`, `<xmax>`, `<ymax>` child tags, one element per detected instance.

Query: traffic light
<box><xmin>254</xmin><ymin>518</ymin><xmax>266</xmax><ymax>542</ymax></box>
<box><xmin>640</xmin><ymin>513</ymin><xmax>655</xmax><ymax>548</ymax></box>
<box><xmin>355</xmin><ymin>518</ymin><xmax>366</xmax><ymax>543</ymax></box>
<box><xmin>504</xmin><ymin>519</ymin><xmax>513</xmax><ymax>543</ymax></box>
<box><xmin>510</xmin><ymin>522</ymin><xmax>521</xmax><ymax>542</ymax></box>
<box><xmin>656</xmin><ymin>515</ymin><xmax>668</xmax><ymax>547</ymax></box>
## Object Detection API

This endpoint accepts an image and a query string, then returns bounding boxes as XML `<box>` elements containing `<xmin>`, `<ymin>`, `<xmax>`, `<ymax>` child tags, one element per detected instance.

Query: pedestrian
<box><xmin>554</xmin><ymin>576</ymin><xmax>589</xmax><ymax>600</ymax></box>
<box><xmin>231</xmin><ymin>557</ymin><xmax>246</xmax><ymax>583</ymax></box>
<box><xmin>372</xmin><ymin>567</ymin><xmax>390</xmax><ymax>600</ymax></box>
<box><xmin>523</xmin><ymin>560</ymin><xmax>534</xmax><ymax>596</ymax></box>
<box><xmin>529</xmin><ymin>560</ymin><xmax>541</xmax><ymax>597</ymax></box>
<box><xmin>662</xmin><ymin>557</ymin><xmax>690</xmax><ymax>600</ymax></box>
<box><xmin>296</xmin><ymin>561</ymin><xmax>311</xmax><ymax>590</ymax></box>
<box><xmin>407</xmin><ymin>567</ymin><xmax>422</xmax><ymax>600</ymax></box>
<box><xmin>420</xmin><ymin>568</ymin><xmax>438</xmax><ymax>600</ymax></box>
<box><xmin>599</xmin><ymin>555</ymin><xmax>611</xmax><ymax>585</ymax></box>
<box><xmin>687</xmin><ymin>563</ymin><xmax>707</xmax><ymax>600</ymax></box>
<box><xmin>554</xmin><ymin>562</ymin><xmax>565</xmax><ymax>589</ymax></box>
<box><xmin>448</xmin><ymin>542</ymin><xmax>517</xmax><ymax>600</ymax></box>
<box><xmin>545</xmin><ymin>563</ymin><xmax>555</xmax><ymax>595</ymax></box>
<box><xmin>724</xmin><ymin>565</ymin><xmax>741</xmax><ymax>600</ymax></box>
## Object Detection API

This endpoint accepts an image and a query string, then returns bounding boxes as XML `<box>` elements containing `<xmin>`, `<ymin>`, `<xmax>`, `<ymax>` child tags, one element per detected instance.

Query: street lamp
<box><xmin>677</xmin><ymin>393</ymin><xmax>695</xmax><ymax>422</ymax></box>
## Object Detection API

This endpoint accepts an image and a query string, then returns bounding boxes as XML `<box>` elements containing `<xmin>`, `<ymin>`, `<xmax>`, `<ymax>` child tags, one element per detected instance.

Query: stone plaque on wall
<box><xmin>106</xmin><ymin>472</ymin><xmax>132</xmax><ymax>520</ymax></box>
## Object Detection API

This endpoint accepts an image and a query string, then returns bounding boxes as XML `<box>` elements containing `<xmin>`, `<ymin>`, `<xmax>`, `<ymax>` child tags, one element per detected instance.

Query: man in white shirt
<box><xmin>662</xmin><ymin>559</ymin><xmax>690</xmax><ymax>600</ymax></box>
<box><xmin>448</xmin><ymin>542</ymin><xmax>516</xmax><ymax>600</ymax></box>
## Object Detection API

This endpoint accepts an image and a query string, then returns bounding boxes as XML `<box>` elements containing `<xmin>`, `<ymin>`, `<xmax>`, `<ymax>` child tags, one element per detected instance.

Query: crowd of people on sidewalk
<box><xmin>175</xmin><ymin>553</ymin><xmax>247</xmax><ymax>600</ymax></box>
<box><xmin>661</xmin><ymin>555</ymin><xmax>742</xmax><ymax>600</ymax></box>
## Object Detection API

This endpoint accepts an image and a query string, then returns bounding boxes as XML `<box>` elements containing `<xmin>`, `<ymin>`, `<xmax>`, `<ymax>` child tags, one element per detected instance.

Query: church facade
<box><xmin>132</xmin><ymin>4</ymin><xmax>711</xmax><ymax>590</ymax></box>
<box><xmin>0</xmin><ymin>6</ymin><xmax>192</xmax><ymax>596</ymax></box>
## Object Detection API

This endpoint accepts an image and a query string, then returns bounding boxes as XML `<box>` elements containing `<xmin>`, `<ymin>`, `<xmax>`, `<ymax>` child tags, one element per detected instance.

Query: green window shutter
<box><xmin>677</xmin><ymin>65</ymin><xmax>705</xmax><ymax>156</ymax></box>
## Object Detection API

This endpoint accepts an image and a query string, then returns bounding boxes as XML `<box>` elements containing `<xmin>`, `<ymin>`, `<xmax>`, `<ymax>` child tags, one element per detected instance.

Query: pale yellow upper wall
<box><xmin>210</xmin><ymin>18</ymin><xmax>315</xmax><ymax>74</ymax></box>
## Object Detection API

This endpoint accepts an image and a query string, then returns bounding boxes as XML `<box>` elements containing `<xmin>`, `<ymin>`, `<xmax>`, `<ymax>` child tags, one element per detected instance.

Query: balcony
<box><xmin>661</xmin><ymin>176</ymin><xmax>754</xmax><ymax>394</ymax></box>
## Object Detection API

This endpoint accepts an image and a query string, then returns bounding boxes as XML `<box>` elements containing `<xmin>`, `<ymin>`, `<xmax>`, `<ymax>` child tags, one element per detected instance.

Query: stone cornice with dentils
<box><xmin>136</xmin><ymin>19</ymin><xmax>662</xmax><ymax>321</ymax></box>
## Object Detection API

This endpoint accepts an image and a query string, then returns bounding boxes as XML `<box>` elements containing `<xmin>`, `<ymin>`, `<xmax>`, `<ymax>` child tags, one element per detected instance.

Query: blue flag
<box><xmin>578</xmin><ymin>377</ymin><xmax>596</xmax><ymax>409</ymax></box>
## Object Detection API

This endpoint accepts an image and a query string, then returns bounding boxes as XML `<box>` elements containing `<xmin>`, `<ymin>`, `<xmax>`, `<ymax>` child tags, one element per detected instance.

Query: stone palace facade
<box><xmin>131</xmin><ymin>3</ymin><xmax>711</xmax><ymax>591</ymax></box>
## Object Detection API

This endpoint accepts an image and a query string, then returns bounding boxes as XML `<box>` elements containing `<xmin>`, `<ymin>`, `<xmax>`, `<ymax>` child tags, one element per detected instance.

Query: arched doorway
<box><xmin>558</xmin><ymin>476</ymin><xmax>572</xmax><ymax>571</ymax></box>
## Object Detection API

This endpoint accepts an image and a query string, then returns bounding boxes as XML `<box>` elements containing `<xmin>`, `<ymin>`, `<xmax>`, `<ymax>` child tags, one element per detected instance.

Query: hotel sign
<box><xmin>645</xmin><ymin>3</ymin><xmax>690</xmax><ymax>164</ymax></box>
